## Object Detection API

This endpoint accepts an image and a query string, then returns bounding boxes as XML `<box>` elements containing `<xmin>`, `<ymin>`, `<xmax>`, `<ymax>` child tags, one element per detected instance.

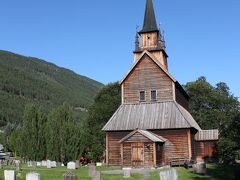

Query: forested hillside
<box><xmin>0</xmin><ymin>50</ymin><xmax>103</xmax><ymax>126</ymax></box>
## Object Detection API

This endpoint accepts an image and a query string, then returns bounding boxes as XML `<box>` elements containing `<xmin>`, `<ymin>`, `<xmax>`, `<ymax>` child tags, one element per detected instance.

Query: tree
<box><xmin>20</xmin><ymin>104</ymin><xmax>47</xmax><ymax>160</ymax></box>
<box><xmin>46</xmin><ymin>103</ymin><xmax>82</xmax><ymax>162</ymax></box>
<box><xmin>85</xmin><ymin>82</ymin><xmax>121</xmax><ymax>162</ymax></box>
<box><xmin>185</xmin><ymin>77</ymin><xmax>240</xmax><ymax>164</ymax></box>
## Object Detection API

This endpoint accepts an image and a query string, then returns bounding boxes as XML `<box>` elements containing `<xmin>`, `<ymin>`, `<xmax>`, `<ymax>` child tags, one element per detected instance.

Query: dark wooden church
<box><xmin>102</xmin><ymin>0</ymin><xmax>218</xmax><ymax>168</ymax></box>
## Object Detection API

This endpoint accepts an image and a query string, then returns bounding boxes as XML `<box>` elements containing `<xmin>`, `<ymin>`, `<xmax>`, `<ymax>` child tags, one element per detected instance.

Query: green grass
<box><xmin>0</xmin><ymin>163</ymin><xmax>238</xmax><ymax>180</ymax></box>
<box><xmin>101</xmin><ymin>174</ymin><xmax>142</xmax><ymax>180</ymax></box>
<box><xmin>0</xmin><ymin>165</ymin><xmax>91</xmax><ymax>180</ymax></box>
<box><xmin>148</xmin><ymin>163</ymin><xmax>240</xmax><ymax>180</ymax></box>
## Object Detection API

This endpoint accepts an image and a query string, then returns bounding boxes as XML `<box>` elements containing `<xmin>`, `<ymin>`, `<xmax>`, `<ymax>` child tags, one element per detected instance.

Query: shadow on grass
<box><xmin>190</xmin><ymin>163</ymin><xmax>240</xmax><ymax>180</ymax></box>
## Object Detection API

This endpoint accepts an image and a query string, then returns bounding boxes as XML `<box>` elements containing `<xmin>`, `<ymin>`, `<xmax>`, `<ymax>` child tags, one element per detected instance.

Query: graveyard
<box><xmin>0</xmin><ymin>161</ymin><xmax>239</xmax><ymax>180</ymax></box>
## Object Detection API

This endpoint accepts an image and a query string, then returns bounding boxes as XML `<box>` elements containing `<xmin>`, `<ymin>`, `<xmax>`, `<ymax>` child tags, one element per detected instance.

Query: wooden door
<box><xmin>132</xmin><ymin>143</ymin><xmax>144</xmax><ymax>167</ymax></box>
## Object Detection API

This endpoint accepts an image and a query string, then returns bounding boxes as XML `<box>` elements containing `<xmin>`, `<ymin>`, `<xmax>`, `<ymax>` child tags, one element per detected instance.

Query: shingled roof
<box><xmin>102</xmin><ymin>101</ymin><xmax>201</xmax><ymax>131</ymax></box>
<box><xmin>119</xmin><ymin>129</ymin><xmax>167</xmax><ymax>143</ymax></box>
<box><xmin>195</xmin><ymin>130</ymin><xmax>219</xmax><ymax>141</ymax></box>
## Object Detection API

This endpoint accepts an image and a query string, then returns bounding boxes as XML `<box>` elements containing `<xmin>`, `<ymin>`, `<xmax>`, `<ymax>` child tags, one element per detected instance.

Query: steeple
<box><xmin>133</xmin><ymin>0</ymin><xmax>168</xmax><ymax>71</ymax></box>
<box><xmin>140</xmin><ymin>0</ymin><xmax>159</xmax><ymax>33</ymax></box>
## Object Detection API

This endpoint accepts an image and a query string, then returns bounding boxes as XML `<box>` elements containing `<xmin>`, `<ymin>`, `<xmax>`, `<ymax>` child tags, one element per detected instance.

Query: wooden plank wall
<box><xmin>107</xmin><ymin>131</ymin><xmax>129</xmax><ymax>165</ymax></box>
<box><xmin>151</xmin><ymin>129</ymin><xmax>190</xmax><ymax>164</ymax></box>
<box><xmin>175</xmin><ymin>86</ymin><xmax>189</xmax><ymax>110</ymax></box>
<box><xmin>144</xmin><ymin>143</ymin><xmax>154</xmax><ymax>167</ymax></box>
<box><xmin>123</xmin><ymin>54</ymin><xmax>173</xmax><ymax>103</ymax></box>
<box><xmin>195</xmin><ymin>141</ymin><xmax>217</xmax><ymax>162</ymax></box>
<box><xmin>124</xmin><ymin>132</ymin><xmax>152</xmax><ymax>143</ymax></box>
<box><xmin>191</xmin><ymin>133</ymin><xmax>196</xmax><ymax>161</ymax></box>
<box><xmin>123</xmin><ymin>143</ymin><xmax>132</xmax><ymax>166</ymax></box>
<box><xmin>156</xmin><ymin>143</ymin><xmax>164</xmax><ymax>166</ymax></box>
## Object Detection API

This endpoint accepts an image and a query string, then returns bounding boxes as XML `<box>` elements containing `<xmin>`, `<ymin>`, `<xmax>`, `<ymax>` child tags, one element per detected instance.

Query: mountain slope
<box><xmin>0</xmin><ymin>50</ymin><xmax>103</xmax><ymax>126</ymax></box>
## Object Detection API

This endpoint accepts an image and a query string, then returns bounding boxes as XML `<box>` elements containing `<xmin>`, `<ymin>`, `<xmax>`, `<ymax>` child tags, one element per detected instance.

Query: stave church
<box><xmin>102</xmin><ymin>0</ymin><xmax>218</xmax><ymax>168</ymax></box>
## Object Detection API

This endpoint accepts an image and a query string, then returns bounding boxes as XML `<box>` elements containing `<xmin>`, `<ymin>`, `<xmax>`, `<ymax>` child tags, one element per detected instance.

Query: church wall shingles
<box><xmin>123</xmin><ymin>54</ymin><xmax>173</xmax><ymax>103</ymax></box>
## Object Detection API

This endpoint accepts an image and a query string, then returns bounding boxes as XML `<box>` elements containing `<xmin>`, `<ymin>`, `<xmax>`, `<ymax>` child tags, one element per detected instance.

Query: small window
<box><xmin>151</xmin><ymin>90</ymin><xmax>157</xmax><ymax>101</ymax></box>
<box><xmin>139</xmin><ymin>91</ymin><xmax>145</xmax><ymax>101</ymax></box>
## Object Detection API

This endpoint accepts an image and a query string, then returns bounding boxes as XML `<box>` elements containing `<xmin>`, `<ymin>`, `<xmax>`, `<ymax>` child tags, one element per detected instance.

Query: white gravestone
<box><xmin>15</xmin><ymin>160</ymin><xmax>21</xmax><ymax>171</ymax></box>
<box><xmin>27</xmin><ymin>161</ymin><xmax>31</xmax><ymax>167</ymax></box>
<box><xmin>67</xmin><ymin>162</ymin><xmax>76</xmax><ymax>170</ymax></box>
<box><xmin>41</xmin><ymin>160</ymin><xmax>47</xmax><ymax>166</ymax></box>
<box><xmin>37</xmin><ymin>162</ymin><xmax>41</xmax><ymax>166</ymax></box>
<box><xmin>4</xmin><ymin>170</ymin><xmax>15</xmax><ymax>180</ymax></box>
<box><xmin>26</xmin><ymin>172</ymin><xmax>40</xmax><ymax>180</ymax></box>
<box><xmin>47</xmin><ymin>160</ymin><xmax>51</xmax><ymax>168</ymax></box>
<box><xmin>123</xmin><ymin>168</ymin><xmax>131</xmax><ymax>178</ymax></box>
<box><xmin>51</xmin><ymin>161</ymin><xmax>57</xmax><ymax>168</ymax></box>
<box><xmin>96</xmin><ymin>162</ymin><xmax>102</xmax><ymax>167</ymax></box>
<box><xmin>159</xmin><ymin>168</ymin><xmax>178</xmax><ymax>180</ymax></box>
<box><xmin>193</xmin><ymin>163</ymin><xmax>207</xmax><ymax>174</ymax></box>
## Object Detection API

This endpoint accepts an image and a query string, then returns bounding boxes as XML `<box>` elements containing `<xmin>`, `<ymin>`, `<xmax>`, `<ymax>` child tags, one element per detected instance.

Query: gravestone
<box><xmin>159</xmin><ymin>168</ymin><xmax>178</xmax><ymax>180</ymax></box>
<box><xmin>92</xmin><ymin>171</ymin><xmax>100</xmax><ymax>180</ymax></box>
<box><xmin>96</xmin><ymin>162</ymin><xmax>102</xmax><ymax>167</ymax></box>
<box><xmin>192</xmin><ymin>163</ymin><xmax>206</xmax><ymax>174</ymax></box>
<box><xmin>56</xmin><ymin>162</ymin><xmax>62</xmax><ymax>167</ymax></box>
<box><xmin>75</xmin><ymin>160</ymin><xmax>80</xmax><ymax>169</ymax></box>
<box><xmin>32</xmin><ymin>161</ymin><xmax>37</xmax><ymax>168</ymax></box>
<box><xmin>123</xmin><ymin>168</ymin><xmax>131</xmax><ymax>178</ymax></box>
<box><xmin>4</xmin><ymin>170</ymin><xmax>15</xmax><ymax>180</ymax></box>
<box><xmin>41</xmin><ymin>160</ymin><xmax>47</xmax><ymax>166</ymax></box>
<box><xmin>88</xmin><ymin>164</ymin><xmax>96</xmax><ymax>177</ymax></box>
<box><xmin>28</xmin><ymin>161</ymin><xmax>37</xmax><ymax>168</ymax></box>
<box><xmin>37</xmin><ymin>162</ymin><xmax>42</xmax><ymax>166</ymax></box>
<box><xmin>51</xmin><ymin>161</ymin><xmax>57</xmax><ymax>168</ymax></box>
<box><xmin>26</xmin><ymin>172</ymin><xmax>40</xmax><ymax>180</ymax></box>
<box><xmin>63</xmin><ymin>172</ymin><xmax>77</xmax><ymax>180</ymax></box>
<box><xmin>47</xmin><ymin>160</ymin><xmax>51</xmax><ymax>168</ymax></box>
<box><xmin>27</xmin><ymin>161</ymin><xmax>31</xmax><ymax>167</ymax></box>
<box><xmin>67</xmin><ymin>162</ymin><xmax>76</xmax><ymax>170</ymax></box>
<box><xmin>15</xmin><ymin>160</ymin><xmax>21</xmax><ymax>171</ymax></box>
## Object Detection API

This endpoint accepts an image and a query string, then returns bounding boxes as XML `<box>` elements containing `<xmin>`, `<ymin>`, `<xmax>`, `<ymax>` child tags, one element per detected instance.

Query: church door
<box><xmin>132</xmin><ymin>143</ymin><xmax>144</xmax><ymax>167</ymax></box>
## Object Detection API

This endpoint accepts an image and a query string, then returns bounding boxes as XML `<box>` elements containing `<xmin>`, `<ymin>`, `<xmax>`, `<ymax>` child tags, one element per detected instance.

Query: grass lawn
<box><xmin>148</xmin><ymin>163</ymin><xmax>240</xmax><ymax>180</ymax></box>
<box><xmin>0</xmin><ymin>164</ymin><xmax>91</xmax><ymax>180</ymax></box>
<box><xmin>0</xmin><ymin>163</ymin><xmax>238</xmax><ymax>179</ymax></box>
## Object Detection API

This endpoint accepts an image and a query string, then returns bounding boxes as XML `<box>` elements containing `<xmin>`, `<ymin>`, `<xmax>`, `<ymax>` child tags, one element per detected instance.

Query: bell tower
<box><xmin>134</xmin><ymin>0</ymin><xmax>168</xmax><ymax>70</ymax></box>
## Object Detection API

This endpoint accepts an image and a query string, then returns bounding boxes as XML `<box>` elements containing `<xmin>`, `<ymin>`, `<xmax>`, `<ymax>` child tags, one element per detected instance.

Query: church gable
<box><xmin>122</xmin><ymin>53</ymin><xmax>174</xmax><ymax>103</ymax></box>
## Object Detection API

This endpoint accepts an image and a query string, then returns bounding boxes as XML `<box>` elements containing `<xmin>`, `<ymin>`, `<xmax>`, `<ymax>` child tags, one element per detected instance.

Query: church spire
<box><xmin>140</xmin><ymin>0</ymin><xmax>159</xmax><ymax>33</ymax></box>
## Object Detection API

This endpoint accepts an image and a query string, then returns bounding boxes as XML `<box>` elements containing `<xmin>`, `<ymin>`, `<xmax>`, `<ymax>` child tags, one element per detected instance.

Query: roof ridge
<box><xmin>174</xmin><ymin>101</ymin><xmax>201</xmax><ymax>130</ymax></box>
<box><xmin>173</xmin><ymin>101</ymin><xmax>192</xmax><ymax>129</ymax></box>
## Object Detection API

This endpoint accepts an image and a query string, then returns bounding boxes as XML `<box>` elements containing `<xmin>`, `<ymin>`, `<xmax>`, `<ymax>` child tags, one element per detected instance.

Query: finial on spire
<box><xmin>135</xmin><ymin>28</ymin><xmax>140</xmax><ymax>51</ymax></box>
<box><xmin>158</xmin><ymin>24</ymin><xmax>166</xmax><ymax>50</ymax></box>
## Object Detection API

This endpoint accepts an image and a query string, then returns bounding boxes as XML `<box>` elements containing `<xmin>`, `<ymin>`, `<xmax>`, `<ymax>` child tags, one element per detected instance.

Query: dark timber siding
<box><xmin>175</xmin><ymin>86</ymin><xmax>189</xmax><ymax>110</ymax></box>
<box><xmin>107</xmin><ymin>131</ymin><xmax>129</xmax><ymax>165</ymax></box>
<box><xmin>195</xmin><ymin>141</ymin><xmax>217</xmax><ymax>162</ymax></box>
<box><xmin>123</xmin><ymin>54</ymin><xmax>173</xmax><ymax>103</ymax></box>
<box><xmin>123</xmin><ymin>143</ymin><xmax>132</xmax><ymax>166</ymax></box>
<box><xmin>124</xmin><ymin>132</ymin><xmax>152</xmax><ymax>143</ymax></box>
<box><xmin>107</xmin><ymin>129</ymin><xmax>192</xmax><ymax>166</ymax></box>
<box><xmin>151</xmin><ymin>129</ymin><xmax>190</xmax><ymax>164</ymax></box>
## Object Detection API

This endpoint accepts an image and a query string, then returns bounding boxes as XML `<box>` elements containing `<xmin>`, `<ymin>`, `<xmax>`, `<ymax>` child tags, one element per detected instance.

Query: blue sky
<box><xmin>1</xmin><ymin>0</ymin><xmax>239</xmax><ymax>98</ymax></box>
